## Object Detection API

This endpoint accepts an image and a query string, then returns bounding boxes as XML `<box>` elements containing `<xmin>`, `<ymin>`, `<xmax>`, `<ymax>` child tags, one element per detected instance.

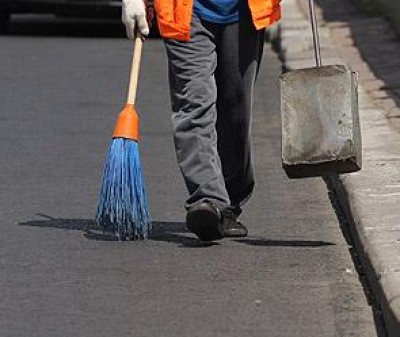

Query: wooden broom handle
<box><xmin>127</xmin><ymin>34</ymin><xmax>144</xmax><ymax>105</ymax></box>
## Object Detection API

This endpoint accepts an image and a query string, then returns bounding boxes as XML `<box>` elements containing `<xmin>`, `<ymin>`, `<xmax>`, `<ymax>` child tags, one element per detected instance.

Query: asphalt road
<box><xmin>0</xmin><ymin>17</ymin><xmax>379</xmax><ymax>337</ymax></box>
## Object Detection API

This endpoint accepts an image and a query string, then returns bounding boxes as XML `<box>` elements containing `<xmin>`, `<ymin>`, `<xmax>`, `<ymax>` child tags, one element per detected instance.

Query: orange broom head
<box><xmin>112</xmin><ymin>104</ymin><xmax>139</xmax><ymax>141</ymax></box>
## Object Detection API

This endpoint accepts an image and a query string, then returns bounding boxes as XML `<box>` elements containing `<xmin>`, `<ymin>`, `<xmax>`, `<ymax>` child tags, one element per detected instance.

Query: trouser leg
<box><xmin>165</xmin><ymin>11</ymin><xmax>265</xmax><ymax>212</ymax></box>
<box><xmin>164</xmin><ymin>16</ymin><xmax>231</xmax><ymax>210</ymax></box>
<box><xmin>215</xmin><ymin>12</ymin><xmax>265</xmax><ymax>211</ymax></box>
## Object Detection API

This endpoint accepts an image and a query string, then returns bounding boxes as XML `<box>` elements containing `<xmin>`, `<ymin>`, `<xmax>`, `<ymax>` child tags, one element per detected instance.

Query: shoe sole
<box><xmin>222</xmin><ymin>229</ymin><xmax>248</xmax><ymax>238</ymax></box>
<box><xmin>186</xmin><ymin>209</ymin><xmax>223</xmax><ymax>241</ymax></box>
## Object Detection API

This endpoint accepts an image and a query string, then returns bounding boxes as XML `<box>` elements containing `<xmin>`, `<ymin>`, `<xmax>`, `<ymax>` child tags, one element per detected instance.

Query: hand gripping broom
<box><xmin>96</xmin><ymin>35</ymin><xmax>151</xmax><ymax>240</ymax></box>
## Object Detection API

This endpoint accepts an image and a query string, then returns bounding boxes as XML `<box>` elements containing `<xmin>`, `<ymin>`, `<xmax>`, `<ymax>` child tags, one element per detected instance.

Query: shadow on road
<box><xmin>18</xmin><ymin>213</ymin><xmax>119</xmax><ymax>241</ymax></box>
<box><xmin>149</xmin><ymin>221</ymin><xmax>220</xmax><ymax>248</ymax></box>
<box><xmin>17</xmin><ymin>214</ymin><xmax>217</xmax><ymax>247</ymax></box>
<box><xmin>18</xmin><ymin>214</ymin><xmax>336</xmax><ymax>249</ymax></box>
<box><xmin>19</xmin><ymin>213</ymin><xmax>95</xmax><ymax>231</ymax></box>
<box><xmin>234</xmin><ymin>238</ymin><xmax>335</xmax><ymax>248</ymax></box>
<box><xmin>323</xmin><ymin>175</ymin><xmax>387</xmax><ymax>337</ymax></box>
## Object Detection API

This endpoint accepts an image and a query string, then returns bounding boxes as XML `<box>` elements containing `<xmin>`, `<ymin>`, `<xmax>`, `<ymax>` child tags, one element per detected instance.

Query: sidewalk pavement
<box><xmin>277</xmin><ymin>1</ymin><xmax>400</xmax><ymax>336</ymax></box>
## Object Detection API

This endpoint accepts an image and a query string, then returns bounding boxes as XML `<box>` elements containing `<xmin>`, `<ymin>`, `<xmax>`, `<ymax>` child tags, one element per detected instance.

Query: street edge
<box><xmin>327</xmin><ymin>174</ymin><xmax>399</xmax><ymax>337</ymax></box>
<box><xmin>277</xmin><ymin>1</ymin><xmax>400</xmax><ymax>336</ymax></box>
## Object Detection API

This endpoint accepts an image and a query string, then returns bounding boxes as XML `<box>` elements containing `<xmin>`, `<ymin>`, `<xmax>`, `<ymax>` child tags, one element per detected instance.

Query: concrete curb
<box><xmin>278</xmin><ymin>1</ymin><xmax>400</xmax><ymax>336</ymax></box>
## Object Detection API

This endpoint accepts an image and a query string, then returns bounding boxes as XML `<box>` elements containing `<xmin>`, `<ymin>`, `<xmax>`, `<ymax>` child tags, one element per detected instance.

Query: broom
<box><xmin>96</xmin><ymin>34</ymin><xmax>151</xmax><ymax>240</ymax></box>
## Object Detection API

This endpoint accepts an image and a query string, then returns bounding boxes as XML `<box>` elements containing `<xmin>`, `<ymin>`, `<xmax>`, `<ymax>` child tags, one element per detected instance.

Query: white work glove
<box><xmin>122</xmin><ymin>0</ymin><xmax>150</xmax><ymax>39</ymax></box>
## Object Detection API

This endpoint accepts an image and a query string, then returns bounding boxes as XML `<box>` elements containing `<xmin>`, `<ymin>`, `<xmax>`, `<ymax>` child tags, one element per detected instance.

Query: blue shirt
<box><xmin>193</xmin><ymin>0</ymin><xmax>240</xmax><ymax>24</ymax></box>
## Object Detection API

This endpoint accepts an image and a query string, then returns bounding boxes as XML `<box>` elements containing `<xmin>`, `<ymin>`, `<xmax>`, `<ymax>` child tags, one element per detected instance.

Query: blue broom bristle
<box><xmin>96</xmin><ymin>138</ymin><xmax>151</xmax><ymax>240</ymax></box>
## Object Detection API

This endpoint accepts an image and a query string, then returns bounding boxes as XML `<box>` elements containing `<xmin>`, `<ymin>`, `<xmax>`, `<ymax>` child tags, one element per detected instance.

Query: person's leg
<box><xmin>164</xmin><ymin>16</ymin><xmax>230</xmax><ymax>212</ymax></box>
<box><xmin>215</xmin><ymin>9</ymin><xmax>265</xmax><ymax>212</ymax></box>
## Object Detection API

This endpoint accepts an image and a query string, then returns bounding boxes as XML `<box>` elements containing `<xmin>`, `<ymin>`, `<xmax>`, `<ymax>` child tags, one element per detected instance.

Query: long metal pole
<box><xmin>308</xmin><ymin>0</ymin><xmax>322</xmax><ymax>67</ymax></box>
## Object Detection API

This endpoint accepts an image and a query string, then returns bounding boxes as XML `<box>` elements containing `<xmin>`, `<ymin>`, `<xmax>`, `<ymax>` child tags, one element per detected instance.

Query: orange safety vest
<box><xmin>154</xmin><ymin>0</ymin><xmax>281</xmax><ymax>41</ymax></box>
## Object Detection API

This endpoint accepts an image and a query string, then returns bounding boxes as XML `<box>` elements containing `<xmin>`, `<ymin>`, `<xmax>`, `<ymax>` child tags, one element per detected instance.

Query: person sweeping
<box><xmin>122</xmin><ymin>0</ymin><xmax>282</xmax><ymax>241</ymax></box>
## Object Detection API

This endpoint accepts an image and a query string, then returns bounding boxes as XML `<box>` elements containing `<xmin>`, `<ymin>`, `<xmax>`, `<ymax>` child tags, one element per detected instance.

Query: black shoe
<box><xmin>220</xmin><ymin>209</ymin><xmax>248</xmax><ymax>238</ymax></box>
<box><xmin>186</xmin><ymin>201</ymin><xmax>223</xmax><ymax>241</ymax></box>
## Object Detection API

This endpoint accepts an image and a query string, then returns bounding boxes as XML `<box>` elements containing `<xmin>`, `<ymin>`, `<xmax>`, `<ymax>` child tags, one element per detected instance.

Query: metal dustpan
<box><xmin>280</xmin><ymin>0</ymin><xmax>362</xmax><ymax>179</ymax></box>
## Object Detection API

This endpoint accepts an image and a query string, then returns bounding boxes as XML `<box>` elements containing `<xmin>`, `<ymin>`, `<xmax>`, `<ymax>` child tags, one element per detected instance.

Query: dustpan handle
<box><xmin>127</xmin><ymin>34</ymin><xmax>144</xmax><ymax>105</ymax></box>
<box><xmin>308</xmin><ymin>0</ymin><xmax>322</xmax><ymax>67</ymax></box>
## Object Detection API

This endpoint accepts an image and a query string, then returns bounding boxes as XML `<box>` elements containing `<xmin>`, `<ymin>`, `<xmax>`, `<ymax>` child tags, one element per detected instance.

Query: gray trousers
<box><xmin>164</xmin><ymin>11</ymin><xmax>265</xmax><ymax>212</ymax></box>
